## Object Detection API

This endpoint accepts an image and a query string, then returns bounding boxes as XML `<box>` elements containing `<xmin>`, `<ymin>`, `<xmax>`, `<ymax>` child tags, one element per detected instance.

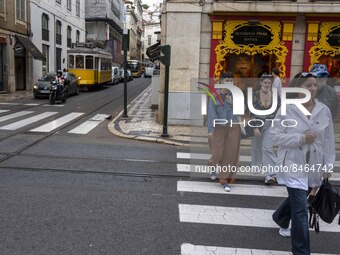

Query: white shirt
<box><xmin>269</xmin><ymin>100</ymin><xmax>335</xmax><ymax>190</ymax></box>
<box><xmin>272</xmin><ymin>76</ymin><xmax>282</xmax><ymax>97</ymax></box>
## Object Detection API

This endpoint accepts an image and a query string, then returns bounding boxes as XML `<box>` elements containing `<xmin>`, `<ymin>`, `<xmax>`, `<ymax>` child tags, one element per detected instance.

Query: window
<box><xmin>0</xmin><ymin>0</ymin><xmax>5</xmax><ymax>14</ymax></box>
<box><xmin>86</xmin><ymin>56</ymin><xmax>93</xmax><ymax>69</ymax></box>
<box><xmin>42</xmin><ymin>44</ymin><xmax>49</xmax><ymax>75</ymax></box>
<box><xmin>16</xmin><ymin>0</ymin><xmax>25</xmax><ymax>21</ymax></box>
<box><xmin>67</xmin><ymin>26</ymin><xmax>72</xmax><ymax>47</ymax></box>
<box><xmin>76</xmin><ymin>30</ymin><xmax>80</xmax><ymax>43</ymax></box>
<box><xmin>56</xmin><ymin>20</ymin><xmax>62</xmax><ymax>45</ymax></box>
<box><xmin>42</xmin><ymin>14</ymin><xmax>49</xmax><ymax>41</ymax></box>
<box><xmin>148</xmin><ymin>35</ymin><xmax>151</xmax><ymax>46</ymax></box>
<box><xmin>76</xmin><ymin>55</ymin><xmax>84</xmax><ymax>69</ymax></box>
<box><xmin>56</xmin><ymin>48</ymin><xmax>62</xmax><ymax>71</ymax></box>
<box><xmin>56</xmin><ymin>0</ymin><xmax>61</xmax><ymax>4</ymax></box>
<box><xmin>68</xmin><ymin>55</ymin><xmax>74</xmax><ymax>69</ymax></box>
<box><xmin>67</xmin><ymin>0</ymin><xmax>71</xmax><ymax>11</ymax></box>
<box><xmin>76</xmin><ymin>0</ymin><xmax>80</xmax><ymax>17</ymax></box>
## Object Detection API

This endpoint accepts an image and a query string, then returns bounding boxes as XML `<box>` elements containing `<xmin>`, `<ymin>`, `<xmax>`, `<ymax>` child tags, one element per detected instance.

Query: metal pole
<box><xmin>122</xmin><ymin>33</ymin><xmax>128</xmax><ymax>118</ymax></box>
<box><xmin>161</xmin><ymin>64</ymin><xmax>170</xmax><ymax>137</ymax></box>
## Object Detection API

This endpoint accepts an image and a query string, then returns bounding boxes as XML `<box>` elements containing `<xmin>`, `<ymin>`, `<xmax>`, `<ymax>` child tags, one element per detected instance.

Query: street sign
<box><xmin>14</xmin><ymin>44</ymin><xmax>24</xmax><ymax>54</ymax></box>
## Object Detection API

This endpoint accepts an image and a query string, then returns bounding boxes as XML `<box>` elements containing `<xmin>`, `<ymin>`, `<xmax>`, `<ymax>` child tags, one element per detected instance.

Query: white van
<box><xmin>111</xmin><ymin>67</ymin><xmax>121</xmax><ymax>84</ymax></box>
<box><xmin>144</xmin><ymin>63</ymin><xmax>154</xmax><ymax>78</ymax></box>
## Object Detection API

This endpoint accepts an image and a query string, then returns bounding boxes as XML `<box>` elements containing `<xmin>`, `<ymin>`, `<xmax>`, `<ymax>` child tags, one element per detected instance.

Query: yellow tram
<box><xmin>67</xmin><ymin>43</ymin><xmax>112</xmax><ymax>88</ymax></box>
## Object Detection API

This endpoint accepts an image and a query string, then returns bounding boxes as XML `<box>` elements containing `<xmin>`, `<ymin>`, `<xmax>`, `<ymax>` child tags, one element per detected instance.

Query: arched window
<box><xmin>56</xmin><ymin>20</ymin><xmax>62</xmax><ymax>45</ymax></box>
<box><xmin>42</xmin><ymin>14</ymin><xmax>49</xmax><ymax>41</ymax></box>
<box><xmin>67</xmin><ymin>26</ymin><xmax>72</xmax><ymax>47</ymax></box>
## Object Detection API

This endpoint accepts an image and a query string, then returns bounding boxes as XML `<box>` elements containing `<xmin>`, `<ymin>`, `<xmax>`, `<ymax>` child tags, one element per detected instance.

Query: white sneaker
<box><xmin>279</xmin><ymin>228</ymin><xmax>291</xmax><ymax>238</ymax></box>
<box><xmin>210</xmin><ymin>171</ymin><xmax>217</xmax><ymax>181</ymax></box>
<box><xmin>223</xmin><ymin>183</ymin><xmax>231</xmax><ymax>192</ymax></box>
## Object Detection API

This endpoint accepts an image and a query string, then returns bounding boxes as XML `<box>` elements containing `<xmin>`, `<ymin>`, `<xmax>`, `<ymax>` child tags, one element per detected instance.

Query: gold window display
<box><xmin>309</xmin><ymin>22</ymin><xmax>340</xmax><ymax>84</ymax></box>
<box><xmin>214</xmin><ymin>20</ymin><xmax>288</xmax><ymax>82</ymax></box>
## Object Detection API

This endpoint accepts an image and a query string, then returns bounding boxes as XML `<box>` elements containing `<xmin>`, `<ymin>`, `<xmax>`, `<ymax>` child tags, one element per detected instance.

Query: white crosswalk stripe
<box><xmin>177</xmin><ymin>152</ymin><xmax>340</xmax><ymax>169</ymax></box>
<box><xmin>30</xmin><ymin>112</ymin><xmax>84</xmax><ymax>132</ymax></box>
<box><xmin>179</xmin><ymin>204</ymin><xmax>340</xmax><ymax>233</ymax></box>
<box><xmin>177</xmin><ymin>163</ymin><xmax>340</xmax><ymax>181</ymax></box>
<box><xmin>0</xmin><ymin>112</ymin><xmax>58</xmax><ymax>130</ymax></box>
<box><xmin>181</xmin><ymin>243</ymin><xmax>335</xmax><ymax>255</ymax></box>
<box><xmin>0</xmin><ymin>110</ymin><xmax>108</xmax><ymax>135</ymax></box>
<box><xmin>68</xmin><ymin>114</ymin><xmax>109</xmax><ymax>134</ymax></box>
<box><xmin>176</xmin><ymin>152</ymin><xmax>340</xmax><ymax>255</ymax></box>
<box><xmin>0</xmin><ymin>111</ymin><xmax>34</xmax><ymax>123</ymax></box>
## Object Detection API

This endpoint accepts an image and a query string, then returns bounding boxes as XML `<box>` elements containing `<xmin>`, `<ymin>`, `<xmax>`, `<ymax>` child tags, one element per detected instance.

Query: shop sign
<box><xmin>231</xmin><ymin>25</ymin><xmax>273</xmax><ymax>46</ymax></box>
<box><xmin>327</xmin><ymin>27</ymin><xmax>340</xmax><ymax>47</ymax></box>
<box><xmin>14</xmin><ymin>44</ymin><xmax>24</xmax><ymax>54</ymax></box>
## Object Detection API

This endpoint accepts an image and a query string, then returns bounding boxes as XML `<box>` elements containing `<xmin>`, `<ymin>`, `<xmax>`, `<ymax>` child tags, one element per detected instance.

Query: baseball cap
<box><xmin>310</xmin><ymin>64</ymin><xmax>329</xmax><ymax>78</ymax></box>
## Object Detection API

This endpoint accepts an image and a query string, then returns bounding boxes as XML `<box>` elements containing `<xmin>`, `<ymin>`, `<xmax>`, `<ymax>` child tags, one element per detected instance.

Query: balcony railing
<box><xmin>42</xmin><ymin>28</ymin><xmax>49</xmax><ymax>41</ymax></box>
<box><xmin>56</xmin><ymin>34</ymin><xmax>62</xmax><ymax>45</ymax></box>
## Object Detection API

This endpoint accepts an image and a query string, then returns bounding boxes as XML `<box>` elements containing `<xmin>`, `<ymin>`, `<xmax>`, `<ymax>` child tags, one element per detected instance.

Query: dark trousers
<box><xmin>272</xmin><ymin>187</ymin><xmax>310</xmax><ymax>255</ymax></box>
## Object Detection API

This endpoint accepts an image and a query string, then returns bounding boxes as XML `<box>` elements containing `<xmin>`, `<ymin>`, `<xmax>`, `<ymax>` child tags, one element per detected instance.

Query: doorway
<box><xmin>15</xmin><ymin>57</ymin><xmax>26</xmax><ymax>90</ymax></box>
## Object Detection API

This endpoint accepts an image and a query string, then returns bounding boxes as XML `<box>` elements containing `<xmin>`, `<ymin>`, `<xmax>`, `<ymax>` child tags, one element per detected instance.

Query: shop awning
<box><xmin>146</xmin><ymin>42</ymin><xmax>160</xmax><ymax>60</ymax></box>
<box><xmin>15</xmin><ymin>35</ymin><xmax>45</xmax><ymax>61</ymax></box>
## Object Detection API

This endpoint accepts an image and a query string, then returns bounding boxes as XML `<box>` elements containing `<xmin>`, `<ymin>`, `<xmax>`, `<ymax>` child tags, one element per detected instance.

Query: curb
<box><xmin>107</xmin><ymin>112</ymin><xmax>189</xmax><ymax>146</ymax></box>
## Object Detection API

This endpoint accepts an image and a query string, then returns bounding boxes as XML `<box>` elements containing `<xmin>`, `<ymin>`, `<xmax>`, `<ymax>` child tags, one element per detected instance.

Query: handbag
<box><xmin>308</xmin><ymin>178</ymin><xmax>340</xmax><ymax>232</ymax></box>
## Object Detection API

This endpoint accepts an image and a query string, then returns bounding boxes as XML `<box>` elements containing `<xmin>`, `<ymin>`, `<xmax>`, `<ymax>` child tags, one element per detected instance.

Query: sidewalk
<box><xmin>0</xmin><ymin>90</ymin><xmax>33</xmax><ymax>101</ymax></box>
<box><xmin>108</xmin><ymin>86</ymin><xmax>192</xmax><ymax>146</ymax></box>
<box><xmin>108</xmin><ymin>85</ymin><xmax>340</xmax><ymax>151</ymax></box>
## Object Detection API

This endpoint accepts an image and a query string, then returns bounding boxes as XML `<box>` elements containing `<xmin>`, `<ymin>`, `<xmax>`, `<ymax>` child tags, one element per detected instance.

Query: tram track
<box><xmin>0</xmin><ymin>79</ymin><xmax>150</xmax><ymax>164</ymax></box>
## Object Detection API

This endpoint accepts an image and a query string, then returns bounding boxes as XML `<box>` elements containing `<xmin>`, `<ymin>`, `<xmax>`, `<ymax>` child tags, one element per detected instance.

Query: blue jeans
<box><xmin>272</xmin><ymin>187</ymin><xmax>310</xmax><ymax>255</ymax></box>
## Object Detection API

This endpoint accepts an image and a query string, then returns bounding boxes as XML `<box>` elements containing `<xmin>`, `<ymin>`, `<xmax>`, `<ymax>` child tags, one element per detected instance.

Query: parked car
<box><xmin>111</xmin><ymin>66</ymin><xmax>121</xmax><ymax>84</ymax></box>
<box><xmin>119</xmin><ymin>69</ymin><xmax>133</xmax><ymax>82</ymax></box>
<box><xmin>33</xmin><ymin>72</ymin><xmax>80</xmax><ymax>99</ymax></box>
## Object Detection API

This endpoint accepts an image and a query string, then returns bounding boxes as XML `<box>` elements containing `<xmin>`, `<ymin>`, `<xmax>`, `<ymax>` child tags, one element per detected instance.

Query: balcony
<box><xmin>56</xmin><ymin>34</ymin><xmax>62</xmax><ymax>45</ymax></box>
<box><xmin>42</xmin><ymin>28</ymin><xmax>49</xmax><ymax>41</ymax></box>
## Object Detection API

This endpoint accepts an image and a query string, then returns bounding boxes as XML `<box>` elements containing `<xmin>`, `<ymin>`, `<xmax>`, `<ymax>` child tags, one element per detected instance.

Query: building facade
<box><xmin>0</xmin><ymin>0</ymin><xmax>44</xmax><ymax>93</ymax></box>
<box><xmin>142</xmin><ymin>21</ymin><xmax>160</xmax><ymax>60</ymax></box>
<box><xmin>30</xmin><ymin>0</ymin><xmax>86</xmax><ymax>83</ymax></box>
<box><xmin>86</xmin><ymin>0</ymin><xmax>124</xmax><ymax>67</ymax></box>
<box><xmin>160</xmin><ymin>0</ymin><xmax>340</xmax><ymax>125</ymax></box>
<box><xmin>125</xmin><ymin>0</ymin><xmax>143</xmax><ymax>60</ymax></box>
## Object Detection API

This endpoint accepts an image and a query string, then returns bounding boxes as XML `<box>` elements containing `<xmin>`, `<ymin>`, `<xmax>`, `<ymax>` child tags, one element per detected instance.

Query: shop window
<box><xmin>86</xmin><ymin>56</ymin><xmax>93</xmax><ymax>69</ymax></box>
<box><xmin>68</xmin><ymin>55</ymin><xmax>74</xmax><ymax>69</ymax></box>
<box><xmin>76</xmin><ymin>55</ymin><xmax>84</xmax><ymax>69</ymax></box>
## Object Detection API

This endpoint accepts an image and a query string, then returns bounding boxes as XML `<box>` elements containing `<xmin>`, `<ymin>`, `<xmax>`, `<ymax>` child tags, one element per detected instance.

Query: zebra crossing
<box><xmin>176</xmin><ymin>152</ymin><xmax>340</xmax><ymax>255</ymax></box>
<box><xmin>0</xmin><ymin>109</ymin><xmax>109</xmax><ymax>135</ymax></box>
